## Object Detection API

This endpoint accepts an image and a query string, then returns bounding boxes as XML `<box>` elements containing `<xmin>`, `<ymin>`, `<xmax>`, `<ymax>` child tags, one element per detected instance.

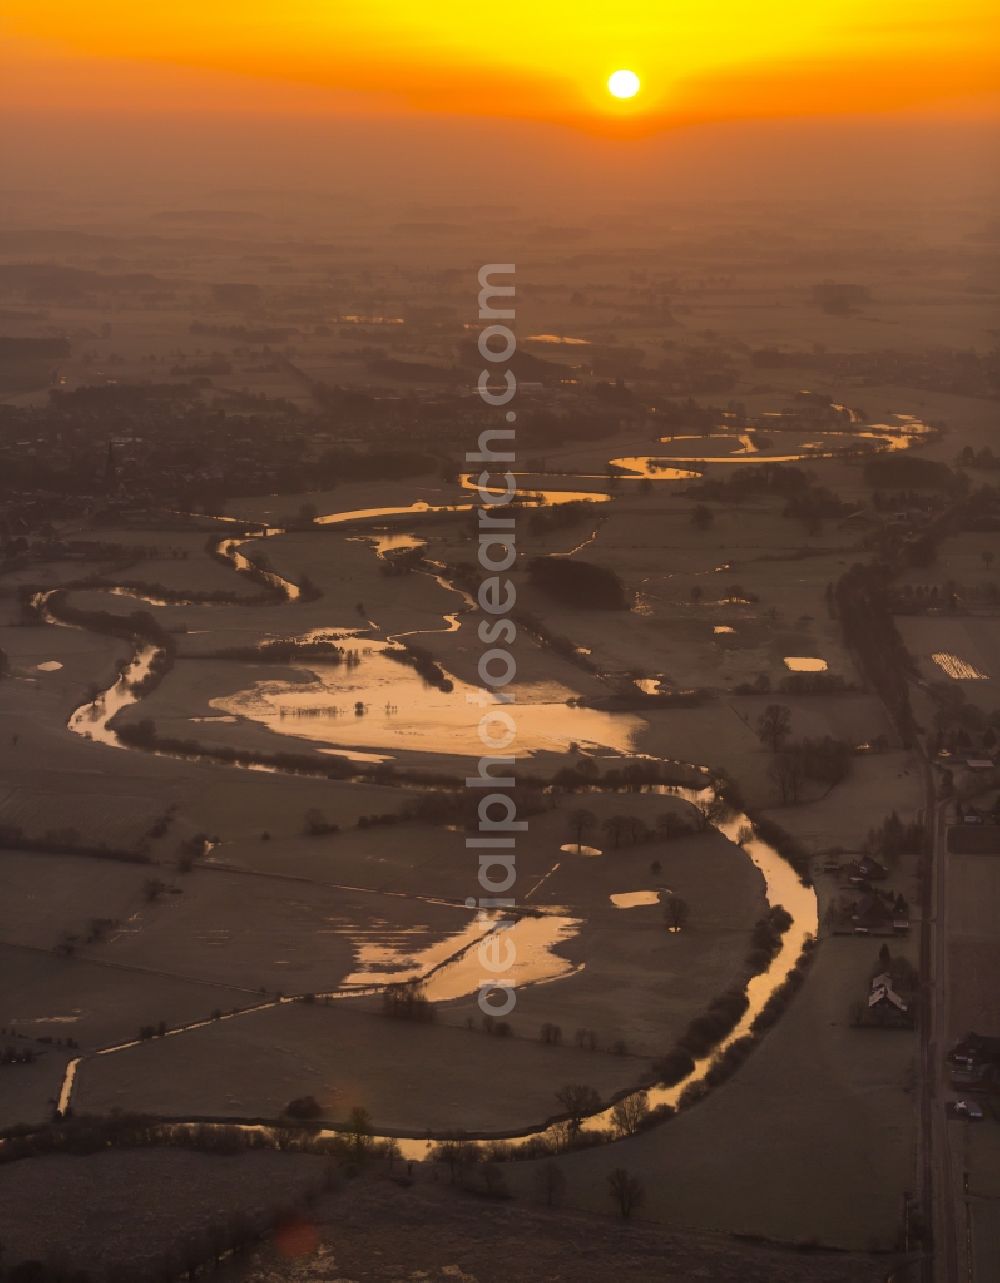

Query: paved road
<box><xmin>926</xmin><ymin>794</ymin><xmax>960</xmax><ymax>1283</ymax></box>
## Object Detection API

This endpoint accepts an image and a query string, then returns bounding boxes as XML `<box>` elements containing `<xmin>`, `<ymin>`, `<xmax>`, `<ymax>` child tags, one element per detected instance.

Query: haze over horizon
<box><xmin>3</xmin><ymin>0</ymin><xmax>999</xmax><ymax>210</ymax></box>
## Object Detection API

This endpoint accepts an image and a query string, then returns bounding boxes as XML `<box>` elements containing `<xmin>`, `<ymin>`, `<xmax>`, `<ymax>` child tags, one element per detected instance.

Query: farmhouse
<box><xmin>843</xmin><ymin>856</ymin><xmax>889</xmax><ymax>884</ymax></box>
<box><xmin>947</xmin><ymin>1032</ymin><xmax>1000</xmax><ymax>1071</ymax></box>
<box><xmin>868</xmin><ymin>973</ymin><xmax>912</xmax><ymax>1028</ymax></box>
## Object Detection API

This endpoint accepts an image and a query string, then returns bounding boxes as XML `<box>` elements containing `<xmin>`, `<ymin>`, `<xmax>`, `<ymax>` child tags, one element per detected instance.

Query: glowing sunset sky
<box><xmin>3</xmin><ymin>0</ymin><xmax>999</xmax><ymax>126</ymax></box>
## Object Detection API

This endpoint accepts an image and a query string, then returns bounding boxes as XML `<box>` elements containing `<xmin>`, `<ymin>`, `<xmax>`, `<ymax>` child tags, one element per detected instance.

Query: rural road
<box><xmin>926</xmin><ymin>790</ymin><xmax>960</xmax><ymax>1283</ymax></box>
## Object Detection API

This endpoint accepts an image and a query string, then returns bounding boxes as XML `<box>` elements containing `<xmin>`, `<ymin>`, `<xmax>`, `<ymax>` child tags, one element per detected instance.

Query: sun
<box><xmin>607</xmin><ymin>69</ymin><xmax>641</xmax><ymax>100</ymax></box>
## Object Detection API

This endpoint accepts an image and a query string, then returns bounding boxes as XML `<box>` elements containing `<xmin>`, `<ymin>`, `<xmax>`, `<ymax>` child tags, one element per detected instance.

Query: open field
<box><xmin>507</xmin><ymin>929</ymin><xmax>919</xmax><ymax>1250</ymax></box>
<box><xmin>766</xmin><ymin>750</ymin><xmax>926</xmax><ymax>853</ymax></box>
<box><xmin>945</xmin><ymin>834</ymin><xmax>1000</xmax><ymax>1283</ymax></box>
<box><xmin>74</xmin><ymin>998</ymin><xmax>653</xmax><ymax>1131</ymax></box>
<box><xmin>92</xmin><ymin>865</ymin><xmax>475</xmax><ymax>995</ymax></box>
<box><xmin>0</xmin><ymin>943</ymin><xmax>253</xmax><ymax>1056</ymax></box>
<box><xmin>0</xmin><ymin>1149</ymin><xmax>331</xmax><ymax>1276</ymax></box>
<box><xmin>491</xmin><ymin>765</ymin><xmax>926</xmax><ymax>1250</ymax></box>
<box><xmin>0</xmin><ymin>1153</ymin><xmax>896</xmax><ymax>1282</ymax></box>
<box><xmin>231</xmin><ymin>1176</ymin><xmax>898</xmax><ymax>1283</ymax></box>
<box><xmin>441</xmin><ymin>825</ymin><xmax>766</xmax><ymax>1054</ymax></box>
<box><xmin>899</xmin><ymin>615</ymin><xmax>1000</xmax><ymax>709</ymax></box>
<box><xmin>0</xmin><ymin>849</ymin><xmax>153</xmax><ymax>950</ymax></box>
<box><xmin>0</xmin><ymin>1046</ymin><xmax>72</xmax><ymax>1129</ymax></box>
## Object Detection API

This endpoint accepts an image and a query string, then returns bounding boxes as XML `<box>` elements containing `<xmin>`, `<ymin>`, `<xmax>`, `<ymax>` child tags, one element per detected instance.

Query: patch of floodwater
<box><xmin>315</xmin><ymin>500</ymin><xmax>469</xmax><ymax>526</ymax></box>
<box><xmin>459</xmin><ymin>473</ymin><xmax>611</xmax><ymax>507</ymax></box>
<box><xmin>190</xmin><ymin>715</ymin><xmax>238</xmax><ymax>724</ymax></box>
<box><xmin>212</xmin><ymin>644</ymin><xmax>643</xmax><ymax>760</ymax></box>
<box><xmin>608</xmin><ymin>458</ymin><xmax>702</xmax><ymax>480</ymax></box>
<box><xmin>736</xmin><ymin>432</ymin><xmax>759</xmax><ymax>455</ymax></box>
<box><xmin>525</xmin><ymin>333</ymin><xmax>591</xmax><ymax>345</ymax></box>
<box><xmin>559</xmin><ymin>842</ymin><xmax>603</xmax><ymax>857</ymax></box>
<box><xmin>36</xmin><ymin>661</ymin><xmax>63</xmax><ymax>672</ymax></box>
<box><xmin>288</xmin><ymin>626</ymin><xmax>371</xmax><ymax>644</ymax></box>
<box><xmin>18</xmin><ymin>1013</ymin><xmax>81</xmax><ymax>1024</ymax></box>
<box><xmin>340</xmin><ymin>915</ymin><xmax>491</xmax><ymax>989</ymax></box>
<box><xmin>784</xmin><ymin>656</ymin><xmax>828</xmax><ymax>672</ymax></box>
<box><xmin>361</xmin><ymin>533</ymin><xmax>427</xmax><ymax>557</ymax></box>
<box><xmin>421</xmin><ymin>913</ymin><xmax>583</xmax><ymax>1003</ymax></box>
<box><xmin>109</xmin><ymin>586</ymin><xmax>196</xmax><ymax>608</ymax></box>
<box><xmin>610</xmin><ymin>891</ymin><xmax>662</xmax><ymax>909</ymax></box>
<box><xmin>634</xmin><ymin>677</ymin><xmax>662</xmax><ymax>695</ymax></box>
<box><xmin>932</xmin><ymin>652</ymin><xmax>989</xmax><ymax>681</ymax></box>
<box><xmin>57</xmin><ymin>1059</ymin><xmax>81</xmax><ymax>1114</ymax></box>
<box><xmin>320</xmin><ymin>746</ymin><xmax>395</xmax><ymax>764</ymax></box>
<box><xmin>554</xmin><ymin>528</ymin><xmax>601</xmax><ymax>558</ymax></box>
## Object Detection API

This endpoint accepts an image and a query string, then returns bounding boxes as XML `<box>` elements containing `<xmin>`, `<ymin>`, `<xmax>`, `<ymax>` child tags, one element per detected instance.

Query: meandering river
<box><xmin>43</xmin><ymin>484</ymin><xmax>821</xmax><ymax>1153</ymax></box>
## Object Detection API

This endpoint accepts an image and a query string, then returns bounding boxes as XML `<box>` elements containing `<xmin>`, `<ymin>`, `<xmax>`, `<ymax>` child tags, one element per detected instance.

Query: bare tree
<box><xmin>432</xmin><ymin>1139</ymin><xmax>461</xmax><ymax>1183</ymax></box>
<box><xmin>481</xmin><ymin>1162</ymin><xmax>508</xmax><ymax>1198</ymax></box>
<box><xmin>768</xmin><ymin>751</ymin><xmax>806</xmax><ymax>803</ymax></box>
<box><xmin>347</xmin><ymin>1105</ymin><xmax>373</xmax><ymax>1157</ymax></box>
<box><xmin>662</xmin><ymin>894</ymin><xmax>689</xmax><ymax>932</ymax></box>
<box><xmin>692</xmin><ymin>794</ymin><xmax>728</xmax><ymax>832</ymax></box>
<box><xmin>656</xmin><ymin>810</ymin><xmax>690</xmax><ymax>840</ymax></box>
<box><xmin>601</xmin><ymin>814</ymin><xmax>629</xmax><ymax>849</ymax></box>
<box><xmin>611</xmin><ymin>1090</ymin><xmax>649</xmax><ymax>1138</ymax></box>
<box><xmin>534</xmin><ymin>1159</ymin><xmax>567</xmax><ymax>1207</ymax></box>
<box><xmin>567</xmin><ymin>808</ymin><xmax>597</xmax><ymax>852</ymax></box>
<box><xmin>456</xmin><ymin>1140</ymin><xmax>481</xmax><ymax>1188</ymax></box>
<box><xmin>756</xmin><ymin>703</ymin><xmax>792</xmax><ymax>753</ymax></box>
<box><xmin>555</xmin><ymin>1083</ymin><xmax>601</xmax><ymax>1136</ymax></box>
<box><xmin>608</xmin><ymin>1167</ymin><xmax>645</xmax><ymax>1220</ymax></box>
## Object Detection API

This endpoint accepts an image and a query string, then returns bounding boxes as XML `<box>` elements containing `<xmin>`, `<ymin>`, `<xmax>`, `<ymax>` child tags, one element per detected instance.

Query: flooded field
<box><xmin>610</xmin><ymin>890</ymin><xmax>663</xmax><ymax>908</ymax></box>
<box><xmin>932</xmin><ymin>652</ymin><xmax>990</xmax><ymax>681</ymax></box>
<box><xmin>212</xmin><ymin>641</ymin><xmax>643</xmax><ymax>760</ymax></box>
<box><xmin>784</xmin><ymin>656</ymin><xmax>829</xmax><ymax>672</ymax></box>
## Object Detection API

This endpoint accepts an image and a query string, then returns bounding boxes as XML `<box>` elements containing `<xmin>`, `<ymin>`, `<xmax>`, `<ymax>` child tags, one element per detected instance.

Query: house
<box><xmin>947</xmin><ymin>1032</ymin><xmax>1000</xmax><ymax>1071</ymax></box>
<box><xmin>843</xmin><ymin>856</ymin><xmax>889</xmax><ymax>885</ymax></box>
<box><xmin>852</xmin><ymin>893</ymin><xmax>894</xmax><ymax>933</ymax></box>
<box><xmin>868</xmin><ymin>973</ymin><xmax>912</xmax><ymax>1027</ymax></box>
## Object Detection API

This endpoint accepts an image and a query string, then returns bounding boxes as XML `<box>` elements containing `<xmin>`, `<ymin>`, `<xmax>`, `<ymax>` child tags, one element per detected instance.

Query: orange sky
<box><xmin>3</xmin><ymin>1</ymin><xmax>999</xmax><ymax>127</ymax></box>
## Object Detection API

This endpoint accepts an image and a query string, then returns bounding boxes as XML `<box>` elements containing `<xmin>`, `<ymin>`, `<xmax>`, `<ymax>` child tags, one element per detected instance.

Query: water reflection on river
<box><xmin>217</xmin><ymin>536</ymin><xmax>301</xmax><ymax>600</ymax></box>
<box><xmin>68</xmin><ymin>644</ymin><xmax>160</xmax><ymax>746</ymax></box>
<box><xmin>44</xmin><ymin>455</ymin><xmax>829</xmax><ymax>1157</ymax></box>
<box><xmin>650</xmin><ymin>414</ymin><xmax>930</xmax><ymax>466</ymax></box>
